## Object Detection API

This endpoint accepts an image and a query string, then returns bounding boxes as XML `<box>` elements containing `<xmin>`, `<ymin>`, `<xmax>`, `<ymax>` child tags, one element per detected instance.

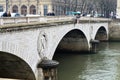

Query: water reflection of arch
<box><xmin>0</xmin><ymin>51</ymin><xmax>36</xmax><ymax>80</ymax></box>
<box><xmin>21</xmin><ymin>5</ymin><xmax>27</xmax><ymax>15</ymax></box>
<box><xmin>12</xmin><ymin>5</ymin><xmax>18</xmax><ymax>13</ymax></box>
<box><xmin>30</xmin><ymin>5</ymin><xmax>36</xmax><ymax>14</ymax></box>
<box><xmin>95</xmin><ymin>26</ymin><xmax>108</xmax><ymax>41</ymax></box>
<box><xmin>55</xmin><ymin>29</ymin><xmax>89</xmax><ymax>53</ymax></box>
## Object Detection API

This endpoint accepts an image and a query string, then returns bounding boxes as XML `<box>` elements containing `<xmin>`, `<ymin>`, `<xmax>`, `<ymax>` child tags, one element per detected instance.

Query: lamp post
<box><xmin>6</xmin><ymin>0</ymin><xmax>8</xmax><ymax>12</ymax></box>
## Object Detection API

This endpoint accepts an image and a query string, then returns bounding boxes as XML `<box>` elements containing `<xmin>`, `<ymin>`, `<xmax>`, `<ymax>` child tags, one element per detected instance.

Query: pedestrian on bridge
<box><xmin>76</xmin><ymin>14</ymin><xmax>80</xmax><ymax>23</ymax></box>
<box><xmin>7</xmin><ymin>11</ymin><xmax>11</xmax><ymax>17</ymax></box>
<box><xmin>73</xmin><ymin>12</ymin><xmax>81</xmax><ymax>24</ymax></box>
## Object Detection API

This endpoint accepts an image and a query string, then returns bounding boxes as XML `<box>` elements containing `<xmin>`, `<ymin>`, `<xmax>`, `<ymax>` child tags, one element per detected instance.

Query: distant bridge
<box><xmin>0</xmin><ymin>16</ymin><xmax>111</xmax><ymax>80</ymax></box>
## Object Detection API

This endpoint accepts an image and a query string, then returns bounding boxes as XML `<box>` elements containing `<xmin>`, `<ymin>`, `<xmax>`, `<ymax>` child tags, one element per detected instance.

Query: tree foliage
<box><xmin>98</xmin><ymin>0</ymin><xmax>117</xmax><ymax>17</ymax></box>
<box><xmin>65</xmin><ymin>0</ymin><xmax>116</xmax><ymax>17</ymax></box>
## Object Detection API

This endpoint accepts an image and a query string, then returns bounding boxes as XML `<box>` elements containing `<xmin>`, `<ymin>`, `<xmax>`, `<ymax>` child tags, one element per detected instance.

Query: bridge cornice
<box><xmin>0</xmin><ymin>17</ymin><xmax>111</xmax><ymax>33</ymax></box>
<box><xmin>0</xmin><ymin>20</ymin><xmax>73</xmax><ymax>33</ymax></box>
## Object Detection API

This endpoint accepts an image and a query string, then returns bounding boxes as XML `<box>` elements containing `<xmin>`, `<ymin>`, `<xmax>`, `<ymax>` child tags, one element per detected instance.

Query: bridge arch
<box><xmin>0</xmin><ymin>51</ymin><xmax>36</xmax><ymax>80</ymax></box>
<box><xmin>52</xmin><ymin>29</ymin><xmax>89</xmax><ymax>58</ymax></box>
<box><xmin>95</xmin><ymin>26</ymin><xmax>108</xmax><ymax>41</ymax></box>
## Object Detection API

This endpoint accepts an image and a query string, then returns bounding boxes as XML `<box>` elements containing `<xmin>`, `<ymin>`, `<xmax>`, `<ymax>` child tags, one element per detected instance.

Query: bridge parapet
<box><xmin>0</xmin><ymin>16</ymin><xmax>73</xmax><ymax>26</ymax></box>
<box><xmin>80</xmin><ymin>17</ymin><xmax>111</xmax><ymax>23</ymax></box>
<box><xmin>0</xmin><ymin>16</ymin><xmax>111</xmax><ymax>27</ymax></box>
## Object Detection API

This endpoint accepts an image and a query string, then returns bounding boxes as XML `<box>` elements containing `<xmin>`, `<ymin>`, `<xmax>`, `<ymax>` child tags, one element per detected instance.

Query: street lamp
<box><xmin>6</xmin><ymin>0</ymin><xmax>8</xmax><ymax>12</ymax></box>
<box><xmin>75</xmin><ymin>0</ymin><xmax>78</xmax><ymax>11</ymax></box>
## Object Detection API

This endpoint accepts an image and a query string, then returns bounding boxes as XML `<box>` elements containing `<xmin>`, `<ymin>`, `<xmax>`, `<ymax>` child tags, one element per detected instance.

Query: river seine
<box><xmin>53</xmin><ymin>42</ymin><xmax>120</xmax><ymax>80</ymax></box>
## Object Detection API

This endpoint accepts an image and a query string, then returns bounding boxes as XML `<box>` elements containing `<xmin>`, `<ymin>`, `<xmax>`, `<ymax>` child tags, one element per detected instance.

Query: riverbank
<box><xmin>109</xmin><ymin>19</ymin><xmax>120</xmax><ymax>41</ymax></box>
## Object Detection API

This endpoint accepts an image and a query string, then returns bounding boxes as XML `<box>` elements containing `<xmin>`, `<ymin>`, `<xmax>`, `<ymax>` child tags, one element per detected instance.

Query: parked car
<box><xmin>82</xmin><ymin>12</ymin><xmax>87</xmax><ymax>16</ymax></box>
<box><xmin>26</xmin><ymin>14</ymin><xmax>40</xmax><ymax>17</ymax></box>
<box><xmin>116</xmin><ymin>14</ymin><xmax>120</xmax><ymax>19</ymax></box>
<box><xmin>97</xmin><ymin>14</ymin><xmax>104</xmax><ymax>17</ymax></box>
<box><xmin>11</xmin><ymin>13</ymin><xmax>21</xmax><ymax>17</ymax></box>
<box><xmin>0</xmin><ymin>12</ymin><xmax>5</xmax><ymax>17</ymax></box>
<box><xmin>86</xmin><ymin>14</ymin><xmax>91</xmax><ymax>17</ymax></box>
<box><xmin>47</xmin><ymin>12</ymin><xmax>55</xmax><ymax>16</ymax></box>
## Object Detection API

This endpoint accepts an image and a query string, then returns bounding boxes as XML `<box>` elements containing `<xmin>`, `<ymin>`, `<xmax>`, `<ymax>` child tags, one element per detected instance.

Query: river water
<box><xmin>53</xmin><ymin>42</ymin><xmax>120</xmax><ymax>80</ymax></box>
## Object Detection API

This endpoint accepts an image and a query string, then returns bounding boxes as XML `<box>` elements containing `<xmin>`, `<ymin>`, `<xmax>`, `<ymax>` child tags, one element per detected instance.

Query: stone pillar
<box><xmin>90</xmin><ymin>39</ymin><xmax>99</xmax><ymax>53</ymax></box>
<box><xmin>37</xmin><ymin>59</ymin><xmax>59</xmax><ymax>80</ymax></box>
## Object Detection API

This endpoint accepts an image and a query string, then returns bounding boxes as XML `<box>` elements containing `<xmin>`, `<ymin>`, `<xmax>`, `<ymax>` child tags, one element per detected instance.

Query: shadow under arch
<box><xmin>53</xmin><ymin>29</ymin><xmax>90</xmax><ymax>80</ymax></box>
<box><xmin>0</xmin><ymin>51</ymin><xmax>36</xmax><ymax>80</ymax></box>
<box><xmin>55</xmin><ymin>29</ymin><xmax>89</xmax><ymax>52</ymax></box>
<box><xmin>95</xmin><ymin>26</ymin><xmax>108</xmax><ymax>41</ymax></box>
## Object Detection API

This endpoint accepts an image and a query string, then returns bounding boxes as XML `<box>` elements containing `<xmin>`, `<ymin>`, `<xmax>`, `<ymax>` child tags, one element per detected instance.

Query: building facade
<box><xmin>0</xmin><ymin>0</ymin><xmax>118</xmax><ymax>17</ymax></box>
<box><xmin>0</xmin><ymin>0</ymin><xmax>82</xmax><ymax>16</ymax></box>
<box><xmin>117</xmin><ymin>0</ymin><xmax>120</xmax><ymax>18</ymax></box>
<box><xmin>0</xmin><ymin>0</ymin><xmax>50</xmax><ymax>16</ymax></box>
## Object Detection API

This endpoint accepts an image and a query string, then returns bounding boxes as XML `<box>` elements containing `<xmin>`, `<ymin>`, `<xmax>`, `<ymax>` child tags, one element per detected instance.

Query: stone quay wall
<box><xmin>109</xmin><ymin>19</ymin><xmax>120</xmax><ymax>41</ymax></box>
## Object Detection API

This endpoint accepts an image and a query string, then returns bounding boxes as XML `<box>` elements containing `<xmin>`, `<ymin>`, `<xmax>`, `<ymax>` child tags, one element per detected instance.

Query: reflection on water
<box><xmin>53</xmin><ymin>42</ymin><xmax>120</xmax><ymax>80</ymax></box>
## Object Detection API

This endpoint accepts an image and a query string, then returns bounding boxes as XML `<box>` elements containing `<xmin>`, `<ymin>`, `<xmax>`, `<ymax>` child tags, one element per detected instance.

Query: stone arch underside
<box><xmin>0</xmin><ymin>51</ymin><xmax>36</xmax><ymax>80</ymax></box>
<box><xmin>95</xmin><ymin>26</ymin><xmax>108</xmax><ymax>41</ymax></box>
<box><xmin>56</xmin><ymin>29</ymin><xmax>89</xmax><ymax>52</ymax></box>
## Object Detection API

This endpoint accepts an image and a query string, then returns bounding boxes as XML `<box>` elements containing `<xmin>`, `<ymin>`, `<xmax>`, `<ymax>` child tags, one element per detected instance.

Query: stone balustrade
<box><xmin>0</xmin><ymin>16</ymin><xmax>73</xmax><ymax>26</ymax></box>
<box><xmin>0</xmin><ymin>16</ymin><xmax>111</xmax><ymax>26</ymax></box>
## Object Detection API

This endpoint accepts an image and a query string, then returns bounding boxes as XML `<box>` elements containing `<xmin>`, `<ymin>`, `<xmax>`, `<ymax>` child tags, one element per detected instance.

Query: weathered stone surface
<box><xmin>109</xmin><ymin>21</ymin><xmax>120</xmax><ymax>41</ymax></box>
<box><xmin>0</xmin><ymin>19</ymin><xmax>109</xmax><ymax>80</ymax></box>
<box><xmin>38</xmin><ymin>59</ymin><xmax>59</xmax><ymax>69</ymax></box>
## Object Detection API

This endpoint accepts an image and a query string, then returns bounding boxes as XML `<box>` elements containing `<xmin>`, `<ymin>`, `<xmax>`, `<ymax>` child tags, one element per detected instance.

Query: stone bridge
<box><xmin>0</xmin><ymin>16</ymin><xmax>110</xmax><ymax>80</ymax></box>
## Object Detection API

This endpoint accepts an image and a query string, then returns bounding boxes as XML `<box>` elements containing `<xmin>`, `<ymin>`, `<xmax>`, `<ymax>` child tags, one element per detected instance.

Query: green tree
<box><xmin>98</xmin><ymin>0</ymin><xmax>117</xmax><ymax>18</ymax></box>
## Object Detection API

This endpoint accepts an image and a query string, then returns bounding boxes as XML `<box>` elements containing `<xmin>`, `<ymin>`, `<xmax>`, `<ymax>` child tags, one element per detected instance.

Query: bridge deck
<box><xmin>0</xmin><ymin>16</ymin><xmax>111</xmax><ymax>32</ymax></box>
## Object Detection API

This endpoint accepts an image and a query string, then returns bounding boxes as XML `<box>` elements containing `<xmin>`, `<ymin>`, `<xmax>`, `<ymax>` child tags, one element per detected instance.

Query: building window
<box><xmin>21</xmin><ymin>5</ymin><xmax>27</xmax><ymax>15</ymax></box>
<box><xmin>12</xmin><ymin>5</ymin><xmax>18</xmax><ymax>13</ymax></box>
<box><xmin>43</xmin><ymin>5</ymin><xmax>48</xmax><ymax>16</ymax></box>
<box><xmin>30</xmin><ymin>5</ymin><xmax>36</xmax><ymax>14</ymax></box>
<box><xmin>0</xmin><ymin>6</ymin><xmax>3</xmax><ymax>12</ymax></box>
